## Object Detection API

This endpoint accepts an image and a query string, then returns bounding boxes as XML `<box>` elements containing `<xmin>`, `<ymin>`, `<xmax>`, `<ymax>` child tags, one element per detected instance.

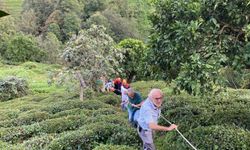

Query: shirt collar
<box><xmin>148</xmin><ymin>97</ymin><xmax>159</xmax><ymax>110</ymax></box>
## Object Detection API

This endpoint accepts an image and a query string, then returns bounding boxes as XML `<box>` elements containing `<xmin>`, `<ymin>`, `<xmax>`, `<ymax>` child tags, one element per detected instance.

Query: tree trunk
<box><xmin>76</xmin><ymin>71</ymin><xmax>86</xmax><ymax>101</ymax></box>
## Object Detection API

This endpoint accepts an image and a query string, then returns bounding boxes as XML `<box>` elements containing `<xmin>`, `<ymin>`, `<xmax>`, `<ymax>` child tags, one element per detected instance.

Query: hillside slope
<box><xmin>0</xmin><ymin>62</ymin><xmax>249</xmax><ymax>149</ymax></box>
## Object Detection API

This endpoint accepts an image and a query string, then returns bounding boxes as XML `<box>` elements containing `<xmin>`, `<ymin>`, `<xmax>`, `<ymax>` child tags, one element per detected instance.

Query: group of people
<box><xmin>104</xmin><ymin>77</ymin><xmax>178</xmax><ymax>150</ymax></box>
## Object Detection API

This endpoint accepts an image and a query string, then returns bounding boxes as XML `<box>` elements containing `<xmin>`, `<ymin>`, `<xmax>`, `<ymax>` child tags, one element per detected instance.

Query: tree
<box><xmin>38</xmin><ymin>32</ymin><xmax>62</xmax><ymax>64</ymax></box>
<box><xmin>102</xmin><ymin>9</ymin><xmax>140</xmax><ymax>42</ymax></box>
<box><xmin>118</xmin><ymin>38</ymin><xmax>147</xmax><ymax>82</ymax></box>
<box><xmin>60</xmin><ymin>25</ymin><xmax>121</xmax><ymax>100</ymax></box>
<box><xmin>4</xmin><ymin>34</ymin><xmax>46</xmax><ymax>63</ymax></box>
<box><xmin>47</xmin><ymin>23</ymin><xmax>62</xmax><ymax>41</ymax></box>
<box><xmin>61</xmin><ymin>12</ymin><xmax>81</xmax><ymax>41</ymax></box>
<box><xmin>0</xmin><ymin>16</ymin><xmax>16</xmax><ymax>56</ymax></box>
<box><xmin>18</xmin><ymin>9</ymin><xmax>38</xmax><ymax>35</ymax></box>
<box><xmin>149</xmin><ymin>0</ymin><xmax>250</xmax><ymax>95</ymax></box>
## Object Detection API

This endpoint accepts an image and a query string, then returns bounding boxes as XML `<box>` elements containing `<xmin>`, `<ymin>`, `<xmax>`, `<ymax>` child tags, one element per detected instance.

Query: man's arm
<box><xmin>149</xmin><ymin>123</ymin><xmax>177</xmax><ymax>131</ymax></box>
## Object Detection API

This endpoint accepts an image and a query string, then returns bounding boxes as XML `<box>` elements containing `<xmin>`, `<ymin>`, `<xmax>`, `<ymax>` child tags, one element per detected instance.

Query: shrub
<box><xmin>86</xmin><ymin>114</ymin><xmax>128</xmax><ymax>125</ymax></box>
<box><xmin>221</xmin><ymin>67</ymin><xmax>242</xmax><ymax>88</ymax></box>
<box><xmin>21</xmin><ymin>61</ymin><xmax>38</xmax><ymax>69</ymax></box>
<box><xmin>0</xmin><ymin>141</ymin><xmax>23</xmax><ymax>150</ymax></box>
<box><xmin>96</xmin><ymin>94</ymin><xmax>120</xmax><ymax>106</ymax></box>
<box><xmin>51</xmin><ymin>108</ymin><xmax>88</xmax><ymax>118</ymax></box>
<box><xmin>159</xmin><ymin>125</ymin><xmax>250</xmax><ymax>150</ymax></box>
<box><xmin>3</xmin><ymin>34</ymin><xmax>46</xmax><ymax>63</ymax></box>
<box><xmin>131</xmin><ymin>80</ymin><xmax>167</xmax><ymax>98</ymax></box>
<box><xmin>22</xmin><ymin>134</ymin><xmax>56</xmax><ymax>149</ymax></box>
<box><xmin>160</xmin><ymin>94</ymin><xmax>250</xmax><ymax>132</ymax></box>
<box><xmin>0</xmin><ymin>76</ymin><xmax>28</xmax><ymax>101</ymax></box>
<box><xmin>90</xmin><ymin>108</ymin><xmax>118</xmax><ymax>117</ymax></box>
<box><xmin>242</xmin><ymin>70</ymin><xmax>250</xmax><ymax>89</ymax></box>
<box><xmin>41</xmin><ymin>100</ymin><xmax>110</xmax><ymax>114</ymax></box>
<box><xmin>48</xmin><ymin>122</ymin><xmax>140</xmax><ymax>150</ymax></box>
<box><xmin>93</xmin><ymin>144</ymin><xmax>135</xmax><ymax>150</ymax></box>
<box><xmin>0</xmin><ymin>115</ymin><xmax>87</xmax><ymax>143</ymax></box>
<box><xmin>0</xmin><ymin>111</ymin><xmax>50</xmax><ymax>127</ymax></box>
<box><xmin>0</xmin><ymin>110</ymin><xmax>20</xmax><ymax>121</ymax></box>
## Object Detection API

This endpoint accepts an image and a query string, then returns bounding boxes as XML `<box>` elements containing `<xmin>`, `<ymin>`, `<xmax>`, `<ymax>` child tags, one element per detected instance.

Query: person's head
<box><xmin>124</xmin><ymin>83</ymin><xmax>130</xmax><ymax>89</ymax></box>
<box><xmin>148</xmin><ymin>89</ymin><xmax>164</xmax><ymax>108</ymax></box>
<box><xmin>114</xmin><ymin>77</ymin><xmax>121</xmax><ymax>84</ymax></box>
<box><xmin>127</xmin><ymin>88</ymin><xmax>135</xmax><ymax>98</ymax></box>
<box><xmin>122</xmin><ymin>79</ymin><xmax>127</xmax><ymax>85</ymax></box>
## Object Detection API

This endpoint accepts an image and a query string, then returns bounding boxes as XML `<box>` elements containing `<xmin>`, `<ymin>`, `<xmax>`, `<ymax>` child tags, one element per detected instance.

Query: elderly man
<box><xmin>137</xmin><ymin>88</ymin><xmax>177</xmax><ymax>150</ymax></box>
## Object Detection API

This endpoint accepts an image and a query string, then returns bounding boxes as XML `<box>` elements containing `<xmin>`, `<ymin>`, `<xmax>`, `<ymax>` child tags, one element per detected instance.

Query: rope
<box><xmin>125</xmin><ymin>95</ymin><xmax>198</xmax><ymax>150</ymax></box>
<box><xmin>159</xmin><ymin>114</ymin><xmax>198</xmax><ymax>150</ymax></box>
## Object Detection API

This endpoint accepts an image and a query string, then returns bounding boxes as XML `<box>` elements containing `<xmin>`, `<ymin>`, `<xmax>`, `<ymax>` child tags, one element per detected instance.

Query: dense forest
<box><xmin>0</xmin><ymin>0</ymin><xmax>249</xmax><ymax>149</ymax></box>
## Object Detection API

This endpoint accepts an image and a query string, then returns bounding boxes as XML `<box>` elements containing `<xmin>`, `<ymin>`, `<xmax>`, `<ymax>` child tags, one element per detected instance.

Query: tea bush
<box><xmin>48</xmin><ymin>122</ymin><xmax>140</xmax><ymax>150</ymax></box>
<box><xmin>0</xmin><ymin>115</ymin><xmax>87</xmax><ymax>143</ymax></box>
<box><xmin>93</xmin><ymin>144</ymin><xmax>136</xmax><ymax>150</ymax></box>
<box><xmin>3</xmin><ymin>34</ymin><xmax>46</xmax><ymax>63</ymax></box>
<box><xmin>0</xmin><ymin>76</ymin><xmax>28</xmax><ymax>101</ymax></box>
<box><xmin>96</xmin><ymin>94</ymin><xmax>120</xmax><ymax>106</ymax></box>
<box><xmin>41</xmin><ymin>100</ymin><xmax>110</xmax><ymax>114</ymax></box>
<box><xmin>158</xmin><ymin>125</ymin><xmax>250</xmax><ymax>150</ymax></box>
<box><xmin>21</xmin><ymin>134</ymin><xmax>56</xmax><ymax>150</ymax></box>
<box><xmin>0</xmin><ymin>111</ymin><xmax>50</xmax><ymax>127</ymax></box>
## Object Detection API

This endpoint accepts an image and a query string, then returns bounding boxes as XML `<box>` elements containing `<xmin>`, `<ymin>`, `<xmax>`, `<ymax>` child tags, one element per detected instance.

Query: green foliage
<box><xmin>60</xmin><ymin>25</ymin><xmax>122</xmax><ymax>90</ymax></box>
<box><xmin>0</xmin><ymin>111</ymin><xmax>50</xmax><ymax>127</ymax></box>
<box><xmin>85</xmin><ymin>12</ymin><xmax>111</xmax><ymax>31</ymax></box>
<box><xmin>174</xmin><ymin>53</ymin><xmax>225</xmax><ymax>96</ymax></box>
<box><xmin>41</xmin><ymin>99</ymin><xmax>110</xmax><ymax>114</ymax></box>
<box><xmin>62</xmin><ymin>12</ymin><xmax>81</xmax><ymax>41</ymax></box>
<box><xmin>102</xmin><ymin>9</ymin><xmax>140</xmax><ymax>42</ymax></box>
<box><xmin>83</xmin><ymin>0</ymin><xmax>107</xmax><ymax>18</ymax></box>
<box><xmin>221</xmin><ymin>67</ymin><xmax>250</xmax><ymax>89</ymax></box>
<box><xmin>1</xmin><ymin>0</ymin><xmax>24</xmax><ymax>17</ymax></box>
<box><xmin>118</xmin><ymin>38</ymin><xmax>147</xmax><ymax>81</ymax></box>
<box><xmin>47</xmin><ymin>122</ymin><xmax>140</xmax><ymax>150</ymax></box>
<box><xmin>0</xmin><ymin>76</ymin><xmax>28</xmax><ymax>101</ymax></box>
<box><xmin>155</xmin><ymin>87</ymin><xmax>250</xmax><ymax>149</ymax></box>
<box><xmin>0</xmin><ymin>80</ymin><xmax>249</xmax><ymax>149</ymax></box>
<box><xmin>159</xmin><ymin>125</ymin><xmax>250</xmax><ymax>150</ymax></box>
<box><xmin>0</xmin><ymin>141</ymin><xmax>22</xmax><ymax>150</ymax></box>
<box><xmin>47</xmin><ymin>23</ymin><xmax>62</xmax><ymax>41</ymax></box>
<box><xmin>149</xmin><ymin>0</ymin><xmax>250</xmax><ymax>95</ymax></box>
<box><xmin>0</xmin><ymin>115</ymin><xmax>88</xmax><ymax>143</ymax></box>
<box><xmin>0</xmin><ymin>16</ymin><xmax>16</xmax><ymax>59</ymax></box>
<box><xmin>22</xmin><ymin>0</ymin><xmax>57</xmax><ymax>28</ymax></box>
<box><xmin>20</xmin><ymin>0</ymin><xmax>152</xmax><ymax>46</ymax></box>
<box><xmin>0</xmin><ymin>62</ymin><xmax>65</xmax><ymax>94</ymax></box>
<box><xmin>38</xmin><ymin>32</ymin><xmax>62</xmax><ymax>64</ymax></box>
<box><xmin>93</xmin><ymin>144</ymin><xmax>135</xmax><ymax>150</ymax></box>
<box><xmin>96</xmin><ymin>94</ymin><xmax>121</xmax><ymax>106</ymax></box>
<box><xmin>3</xmin><ymin>34</ymin><xmax>46</xmax><ymax>63</ymax></box>
<box><xmin>131</xmin><ymin>80</ymin><xmax>167</xmax><ymax>98</ymax></box>
<box><xmin>22</xmin><ymin>134</ymin><xmax>56</xmax><ymax>150</ymax></box>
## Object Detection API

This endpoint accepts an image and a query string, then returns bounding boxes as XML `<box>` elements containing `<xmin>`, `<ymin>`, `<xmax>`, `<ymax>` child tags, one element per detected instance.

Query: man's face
<box><xmin>152</xmin><ymin>92</ymin><xmax>164</xmax><ymax>108</ymax></box>
<box><xmin>128</xmin><ymin>92</ymin><xmax>134</xmax><ymax>99</ymax></box>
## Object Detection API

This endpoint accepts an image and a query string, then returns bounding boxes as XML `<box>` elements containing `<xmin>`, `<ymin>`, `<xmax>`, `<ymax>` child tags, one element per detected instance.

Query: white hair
<box><xmin>148</xmin><ymin>88</ymin><xmax>163</xmax><ymax>99</ymax></box>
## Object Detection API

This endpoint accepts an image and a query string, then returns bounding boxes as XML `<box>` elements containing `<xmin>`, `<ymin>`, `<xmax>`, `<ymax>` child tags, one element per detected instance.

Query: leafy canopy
<box><xmin>149</xmin><ymin>0</ymin><xmax>250</xmax><ymax>95</ymax></box>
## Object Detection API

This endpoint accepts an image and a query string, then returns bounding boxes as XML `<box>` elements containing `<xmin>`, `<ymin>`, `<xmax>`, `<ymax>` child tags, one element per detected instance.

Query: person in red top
<box><xmin>113</xmin><ymin>77</ymin><xmax>122</xmax><ymax>95</ymax></box>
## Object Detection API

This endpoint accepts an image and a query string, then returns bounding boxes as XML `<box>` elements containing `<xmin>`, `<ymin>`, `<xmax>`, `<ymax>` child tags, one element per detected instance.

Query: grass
<box><xmin>0</xmin><ymin>61</ymin><xmax>64</xmax><ymax>94</ymax></box>
<box><xmin>0</xmin><ymin>0</ymin><xmax>24</xmax><ymax>16</ymax></box>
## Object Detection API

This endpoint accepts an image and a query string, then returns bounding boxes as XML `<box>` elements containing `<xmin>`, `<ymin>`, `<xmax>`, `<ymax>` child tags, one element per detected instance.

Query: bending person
<box><xmin>127</xmin><ymin>88</ymin><xmax>143</xmax><ymax>127</ymax></box>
